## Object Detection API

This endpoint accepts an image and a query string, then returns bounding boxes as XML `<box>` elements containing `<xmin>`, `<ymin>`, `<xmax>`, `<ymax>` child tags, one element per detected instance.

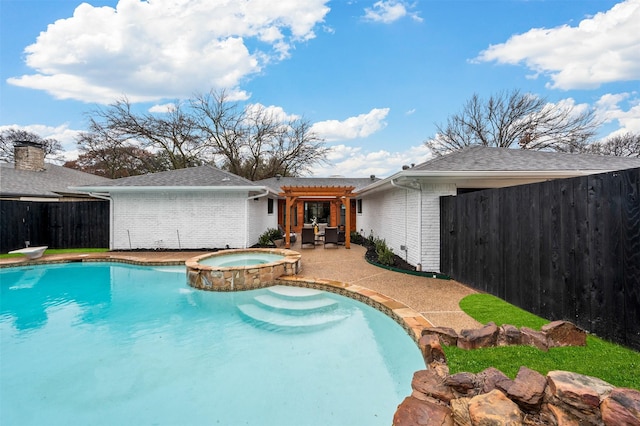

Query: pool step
<box><xmin>266</xmin><ymin>285</ymin><xmax>323</xmax><ymax>300</ymax></box>
<box><xmin>237</xmin><ymin>304</ymin><xmax>348</xmax><ymax>330</ymax></box>
<box><xmin>254</xmin><ymin>294</ymin><xmax>338</xmax><ymax>314</ymax></box>
<box><xmin>238</xmin><ymin>286</ymin><xmax>349</xmax><ymax>331</ymax></box>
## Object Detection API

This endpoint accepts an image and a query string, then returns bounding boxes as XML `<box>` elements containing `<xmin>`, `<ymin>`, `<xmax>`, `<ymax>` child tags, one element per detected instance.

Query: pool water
<box><xmin>198</xmin><ymin>252</ymin><xmax>284</xmax><ymax>267</ymax></box>
<box><xmin>0</xmin><ymin>263</ymin><xmax>424</xmax><ymax>426</ymax></box>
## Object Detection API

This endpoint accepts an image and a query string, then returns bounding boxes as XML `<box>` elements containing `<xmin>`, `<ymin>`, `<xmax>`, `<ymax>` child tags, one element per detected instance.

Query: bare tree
<box><xmin>77</xmin><ymin>90</ymin><xmax>328</xmax><ymax>180</ymax></box>
<box><xmin>584</xmin><ymin>132</ymin><xmax>640</xmax><ymax>158</ymax></box>
<box><xmin>82</xmin><ymin>98</ymin><xmax>206</xmax><ymax>171</ymax></box>
<box><xmin>191</xmin><ymin>90</ymin><xmax>328</xmax><ymax>180</ymax></box>
<box><xmin>425</xmin><ymin>90</ymin><xmax>600</xmax><ymax>155</ymax></box>
<box><xmin>0</xmin><ymin>128</ymin><xmax>62</xmax><ymax>163</ymax></box>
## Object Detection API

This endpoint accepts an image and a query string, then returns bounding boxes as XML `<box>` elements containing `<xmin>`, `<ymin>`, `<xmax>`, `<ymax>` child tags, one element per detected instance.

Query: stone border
<box><xmin>186</xmin><ymin>248</ymin><xmax>301</xmax><ymax>291</ymax></box>
<box><xmin>393</xmin><ymin>321</ymin><xmax>640</xmax><ymax>425</ymax></box>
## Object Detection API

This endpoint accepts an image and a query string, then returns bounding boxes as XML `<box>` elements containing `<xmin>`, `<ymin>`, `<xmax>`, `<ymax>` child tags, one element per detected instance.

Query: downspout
<box><xmin>390</xmin><ymin>178</ymin><xmax>422</xmax><ymax>269</ymax></box>
<box><xmin>89</xmin><ymin>192</ymin><xmax>114</xmax><ymax>250</ymax></box>
<box><xmin>246</xmin><ymin>189</ymin><xmax>270</xmax><ymax>248</ymax></box>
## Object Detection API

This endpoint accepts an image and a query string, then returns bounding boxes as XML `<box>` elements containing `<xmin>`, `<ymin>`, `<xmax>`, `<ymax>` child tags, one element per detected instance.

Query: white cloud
<box><xmin>363</xmin><ymin>0</ymin><xmax>422</xmax><ymax>23</ymax></box>
<box><xmin>475</xmin><ymin>0</ymin><xmax>640</xmax><ymax>90</ymax></box>
<box><xmin>311</xmin><ymin>108</ymin><xmax>390</xmax><ymax>141</ymax></box>
<box><xmin>595</xmin><ymin>92</ymin><xmax>640</xmax><ymax>136</ymax></box>
<box><xmin>149</xmin><ymin>103</ymin><xmax>176</xmax><ymax>113</ymax></box>
<box><xmin>7</xmin><ymin>0</ymin><xmax>330</xmax><ymax>103</ymax></box>
<box><xmin>310</xmin><ymin>143</ymin><xmax>431</xmax><ymax>178</ymax></box>
<box><xmin>245</xmin><ymin>103</ymin><xmax>300</xmax><ymax>123</ymax></box>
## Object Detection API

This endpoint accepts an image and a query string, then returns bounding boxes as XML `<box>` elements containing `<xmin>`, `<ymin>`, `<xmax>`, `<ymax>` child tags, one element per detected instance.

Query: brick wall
<box><xmin>111</xmin><ymin>191</ymin><xmax>254</xmax><ymax>250</ymax></box>
<box><xmin>246</xmin><ymin>196</ymin><xmax>278</xmax><ymax>246</ymax></box>
<box><xmin>359</xmin><ymin>182</ymin><xmax>456</xmax><ymax>272</ymax></box>
<box><xmin>14</xmin><ymin>144</ymin><xmax>45</xmax><ymax>171</ymax></box>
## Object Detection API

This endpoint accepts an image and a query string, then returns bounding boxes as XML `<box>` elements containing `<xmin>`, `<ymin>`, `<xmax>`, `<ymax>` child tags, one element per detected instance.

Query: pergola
<box><xmin>280</xmin><ymin>185</ymin><xmax>356</xmax><ymax>249</ymax></box>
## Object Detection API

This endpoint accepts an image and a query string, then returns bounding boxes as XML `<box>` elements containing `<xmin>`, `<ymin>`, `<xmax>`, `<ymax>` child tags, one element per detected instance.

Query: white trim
<box><xmin>70</xmin><ymin>185</ymin><xmax>277</xmax><ymax>195</ymax></box>
<box><xmin>358</xmin><ymin>169</ymin><xmax>612</xmax><ymax>194</ymax></box>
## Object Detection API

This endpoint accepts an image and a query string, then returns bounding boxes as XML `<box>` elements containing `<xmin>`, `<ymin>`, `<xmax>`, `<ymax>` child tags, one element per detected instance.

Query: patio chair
<box><xmin>324</xmin><ymin>227</ymin><xmax>339</xmax><ymax>248</ymax></box>
<box><xmin>337</xmin><ymin>229</ymin><xmax>346</xmax><ymax>245</ymax></box>
<box><xmin>301</xmin><ymin>227</ymin><xmax>316</xmax><ymax>248</ymax></box>
<box><xmin>278</xmin><ymin>224</ymin><xmax>296</xmax><ymax>243</ymax></box>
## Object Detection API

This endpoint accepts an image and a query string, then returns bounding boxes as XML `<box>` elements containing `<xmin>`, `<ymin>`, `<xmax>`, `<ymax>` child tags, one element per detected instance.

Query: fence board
<box><xmin>0</xmin><ymin>200</ymin><xmax>109</xmax><ymax>252</ymax></box>
<box><xmin>440</xmin><ymin>168</ymin><xmax>640</xmax><ymax>350</ymax></box>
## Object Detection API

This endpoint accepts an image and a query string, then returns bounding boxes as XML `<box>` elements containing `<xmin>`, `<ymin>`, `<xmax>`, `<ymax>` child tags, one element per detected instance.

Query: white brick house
<box><xmin>74</xmin><ymin>147</ymin><xmax>640</xmax><ymax>269</ymax></box>
<box><xmin>355</xmin><ymin>147</ymin><xmax>640</xmax><ymax>272</ymax></box>
<box><xmin>74</xmin><ymin>166</ymin><xmax>279</xmax><ymax>250</ymax></box>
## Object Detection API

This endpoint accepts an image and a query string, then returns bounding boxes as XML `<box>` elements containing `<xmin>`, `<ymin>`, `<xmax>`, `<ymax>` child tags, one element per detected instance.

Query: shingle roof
<box><xmin>0</xmin><ymin>162</ymin><xmax>111</xmax><ymax>198</ymax></box>
<box><xmin>257</xmin><ymin>176</ymin><xmax>380</xmax><ymax>193</ymax></box>
<box><xmin>78</xmin><ymin>165</ymin><xmax>258</xmax><ymax>188</ymax></box>
<box><xmin>412</xmin><ymin>146</ymin><xmax>640</xmax><ymax>172</ymax></box>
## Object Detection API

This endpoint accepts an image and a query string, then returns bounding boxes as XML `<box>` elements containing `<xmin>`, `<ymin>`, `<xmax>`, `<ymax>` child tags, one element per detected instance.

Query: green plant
<box><xmin>350</xmin><ymin>231</ymin><xmax>364</xmax><ymax>244</ymax></box>
<box><xmin>374</xmin><ymin>238</ymin><xmax>395</xmax><ymax>266</ymax></box>
<box><xmin>448</xmin><ymin>293</ymin><xmax>640</xmax><ymax>389</ymax></box>
<box><xmin>257</xmin><ymin>228</ymin><xmax>283</xmax><ymax>246</ymax></box>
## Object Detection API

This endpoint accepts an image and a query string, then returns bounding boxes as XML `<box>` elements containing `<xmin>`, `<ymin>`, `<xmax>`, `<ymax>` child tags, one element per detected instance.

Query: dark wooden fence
<box><xmin>440</xmin><ymin>168</ymin><xmax>640</xmax><ymax>350</ymax></box>
<box><xmin>0</xmin><ymin>200</ymin><xmax>109</xmax><ymax>253</ymax></box>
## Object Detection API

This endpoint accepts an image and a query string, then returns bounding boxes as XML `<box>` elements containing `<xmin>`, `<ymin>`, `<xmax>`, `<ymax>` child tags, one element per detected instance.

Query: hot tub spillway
<box><xmin>238</xmin><ymin>285</ymin><xmax>350</xmax><ymax>331</ymax></box>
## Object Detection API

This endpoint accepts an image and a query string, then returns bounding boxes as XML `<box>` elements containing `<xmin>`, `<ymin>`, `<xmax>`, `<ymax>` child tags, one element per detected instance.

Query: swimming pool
<box><xmin>0</xmin><ymin>262</ymin><xmax>424</xmax><ymax>426</ymax></box>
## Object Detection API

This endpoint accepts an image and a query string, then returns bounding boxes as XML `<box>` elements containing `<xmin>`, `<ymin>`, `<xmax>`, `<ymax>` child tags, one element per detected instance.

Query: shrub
<box><xmin>350</xmin><ymin>231</ymin><xmax>364</xmax><ymax>245</ymax></box>
<box><xmin>375</xmin><ymin>238</ymin><xmax>395</xmax><ymax>266</ymax></box>
<box><xmin>258</xmin><ymin>228</ymin><xmax>283</xmax><ymax>246</ymax></box>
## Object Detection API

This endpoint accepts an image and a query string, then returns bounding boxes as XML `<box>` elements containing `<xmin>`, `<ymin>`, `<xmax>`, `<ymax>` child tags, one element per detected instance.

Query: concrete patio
<box><xmin>1</xmin><ymin>242</ymin><xmax>481</xmax><ymax>332</ymax></box>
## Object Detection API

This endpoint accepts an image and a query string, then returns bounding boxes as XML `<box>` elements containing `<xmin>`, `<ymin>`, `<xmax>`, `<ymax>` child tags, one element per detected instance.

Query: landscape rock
<box><xmin>542</xmin><ymin>320</ymin><xmax>587</xmax><ymax>347</ymax></box>
<box><xmin>498</xmin><ymin>323</ymin><xmax>522</xmax><ymax>346</ymax></box>
<box><xmin>429</xmin><ymin>361</ymin><xmax>450</xmax><ymax>379</ymax></box>
<box><xmin>393</xmin><ymin>320</ymin><xmax>627</xmax><ymax>425</ymax></box>
<box><xmin>520</xmin><ymin>327</ymin><xmax>549</xmax><ymax>352</ymax></box>
<box><xmin>450</xmin><ymin>398</ymin><xmax>472</xmax><ymax>426</ymax></box>
<box><xmin>418</xmin><ymin>333</ymin><xmax>447</xmax><ymax>365</ymax></box>
<box><xmin>445</xmin><ymin>372</ymin><xmax>479</xmax><ymax>397</ymax></box>
<box><xmin>477</xmin><ymin>367</ymin><xmax>512</xmax><ymax>394</ymax></box>
<box><xmin>392</xmin><ymin>396</ymin><xmax>454</xmax><ymax>426</ymax></box>
<box><xmin>422</xmin><ymin>326</ymin><xmax>458</xmax><ymax>346</ymax></box>
<box><xmin>600</xmin><ymin>388</ymin><xmax>640</xmax><ymax>426</ymax></box>
<box><xmin>543</xmin><ymin>403</ymin><xmax>582</xmax><ymax>425</ymax></box>
<box><xmin>458</xmin><ymin>322</ymin><xmax>499</xmax><ymax>350</ymax></box>
<box><xmin>468</xmin><ymin>389</ymin><xmax>523</xmax><ymax>425</ymax></box>
<box><xmin>411</xmin><ymin>369</ymin><xmax>455</xmax><ymax>404</ymax></box>
<box><xmin>506</xmin><ymin>366</ymin><xmax>547</xmax><ymax>411</ymax></box>
<box><xmin>547</xmin><ymin>370</ymin><xmax>613</xmax><ymax>424</ymax></box>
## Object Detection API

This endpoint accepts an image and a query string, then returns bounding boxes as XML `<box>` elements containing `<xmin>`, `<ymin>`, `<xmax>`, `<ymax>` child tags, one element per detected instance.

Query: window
<box><xmin>304</xmin><ymin>202</ymin><xmax>330</xmax><ymax>224</ymax></box>
<box><xmin>357</xmin><ymin>199</ymin><xmax>363</xmax><ymax>214</ymax></box>
<box><xmin>267</xmin><ymin>198</ymin><xmax>274</xmax><ymax>214</ymax></box>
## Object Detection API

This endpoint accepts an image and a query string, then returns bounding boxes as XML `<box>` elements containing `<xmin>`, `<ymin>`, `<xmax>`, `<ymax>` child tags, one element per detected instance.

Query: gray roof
<box><xmin>0</xmin><ymin>162</ymin><xmax>111</xmax><ymax>198</ymax></box>
<box><xmin>77</xmin><ymin>165</ymin><xmax>258</xmax><ymax>188</ymax></box>
<box><xmin>412</xmin><ymin>146</ymin><xmax>640</xmax><ymax>172</ymax></box>
<box><xmin>257</xmin><ymin>176</ymin><xmax>380</xmax><ymax>193</ymax></box>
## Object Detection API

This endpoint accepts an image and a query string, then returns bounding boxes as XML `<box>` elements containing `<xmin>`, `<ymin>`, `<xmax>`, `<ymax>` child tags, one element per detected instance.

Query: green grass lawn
<box><xmin>444</xmin><ymin>293</ymin><xmax>640</xmax><ymax>390</ymax></box>
<box><xmin>0</xmin><ymin>248</ymin><xmax>108</xmax><ymax>259</ymax></box>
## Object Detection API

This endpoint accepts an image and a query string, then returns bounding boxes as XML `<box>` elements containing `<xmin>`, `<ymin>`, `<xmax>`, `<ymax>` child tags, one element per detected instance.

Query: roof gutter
<box><xmin>246</xmin><ymin>188</ymin><xmax>270</xmax><ymax>201</ymax></box>
<box><xmin>358</xmin><ymin>169</ymin><xmax>607</xmax><ymax>195</ymax></box>
<box><xmin>88</xmin><ymin>192</ymin><xmax>111</xmax><ymax>201</ymax></box>
<box><xmin>69</xmin><ymin>185</ymin><xmax>278</xmax><ymax>194</ymax></box>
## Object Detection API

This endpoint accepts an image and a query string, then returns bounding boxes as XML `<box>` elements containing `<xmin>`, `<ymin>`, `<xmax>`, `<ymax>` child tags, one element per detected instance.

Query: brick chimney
<box><xmin>14</xmin><ymin>141</ymin><xmax>45</xmax><ymax>171</ymax></box>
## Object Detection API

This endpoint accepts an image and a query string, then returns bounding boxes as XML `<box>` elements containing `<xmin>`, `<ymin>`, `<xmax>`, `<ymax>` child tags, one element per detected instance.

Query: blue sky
<box><xmin>1</xmin><ymin>0</ymin><xmax>639</xmax><ymax>177</ymax></box>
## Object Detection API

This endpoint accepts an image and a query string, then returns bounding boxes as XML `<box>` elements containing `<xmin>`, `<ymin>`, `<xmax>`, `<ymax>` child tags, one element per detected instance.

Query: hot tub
<box><xmin>186</xmin><ymin>248</ymin><xmax>301</xmax><ymax>291</ymax></box>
